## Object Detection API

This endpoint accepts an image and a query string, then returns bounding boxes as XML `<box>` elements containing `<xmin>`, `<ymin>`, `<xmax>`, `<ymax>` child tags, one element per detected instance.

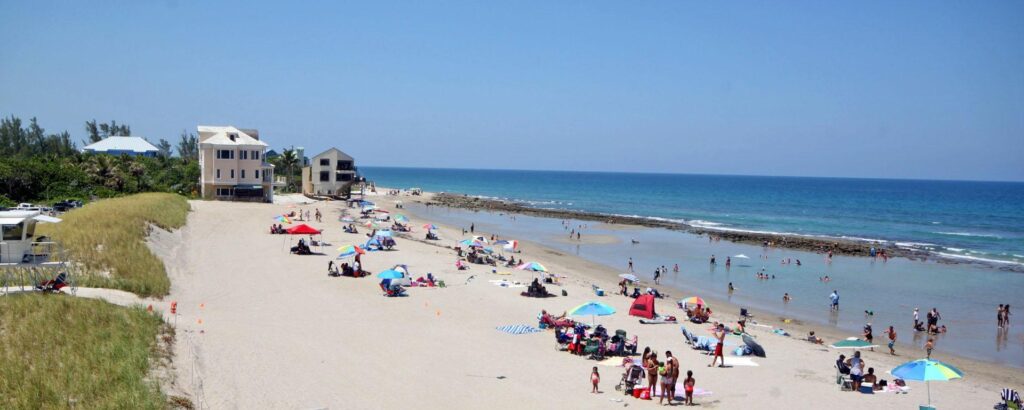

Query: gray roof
<box><xmin>313</xmin><ymin>147</ymin><xmax>354</xmax><ymax>161</ymax></box>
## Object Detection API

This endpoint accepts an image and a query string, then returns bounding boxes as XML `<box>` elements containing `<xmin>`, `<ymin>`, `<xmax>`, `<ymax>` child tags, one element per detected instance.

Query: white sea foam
<box><xmin>935</xmin><ymin>231</ymin><xmax>1002</xmax><ymax>239</ymax></box>
<box><xmin>935</xmin><ymin>252</ymin><xmax>1024</xmax><ymax>266</ymax></box>
<box><xmin>944</xmin><ymin>247</ymin><xmax>965</xmax><ymax>252</ymax></box>
<box><xmin>894</xmin><ymin>242</ymin><xmax>937</xmax><ymax>249</ymax></box>
<box><xmin>688</xmin><ymin>219</ymin><xmax>724</xmax><ymax>227</ymax></box>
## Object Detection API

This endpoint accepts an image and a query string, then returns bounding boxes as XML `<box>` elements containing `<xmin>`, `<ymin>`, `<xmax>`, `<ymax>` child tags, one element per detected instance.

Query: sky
<box><xmin>1</xmin><ymin>1</ymin><xmax>1022</xmax><ymax>181</ymax></box>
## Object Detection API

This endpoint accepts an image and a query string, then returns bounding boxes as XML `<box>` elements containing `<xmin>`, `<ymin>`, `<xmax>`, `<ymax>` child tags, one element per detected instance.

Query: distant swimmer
<box><xmin>710</xmin><ymin>255</ymin><xmax>716</xmax><ymax>265</ymax></box>
<box><xmin>725</xmin><ymin>257</ymin><xmax>731</xmax><ymax>268</ymax></box>
<box><xmin>728</xmin><ymin>282</ymin><xmax>735</xmax><ymax>293</ymax></box>
<box><xmin>783</xmin><ymin>293</ymin><xmax>791</xmax><ymax>303</ymax></box>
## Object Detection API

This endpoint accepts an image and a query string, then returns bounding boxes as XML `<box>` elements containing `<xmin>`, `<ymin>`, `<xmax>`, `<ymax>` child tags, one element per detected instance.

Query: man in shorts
<box><xmin>661</xmin><ymin>351</ymin><xmax>679</xmax><ymax>405</ymax></box>
<box><xmin>709</xmin><ymin>324</ymin><xmax>726</xmax><ymax>367</ymax></box>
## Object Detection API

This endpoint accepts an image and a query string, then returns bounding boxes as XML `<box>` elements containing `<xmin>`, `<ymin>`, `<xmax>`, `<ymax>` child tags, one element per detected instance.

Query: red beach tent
<box><xmin>629</xmin><ymin>294</ymin><xmax>656</xmax><ymax>319</ymax></box>
<box><xmin>286</xmin><ymin>224</ymin><xmax>322</xmax><ymax>235</ymax></box>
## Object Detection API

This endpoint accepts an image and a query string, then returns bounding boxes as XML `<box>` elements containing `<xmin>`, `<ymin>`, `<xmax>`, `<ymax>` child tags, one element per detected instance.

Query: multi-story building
<box><xmin>197</xmin><ymin>126</ymin><xmax>274</xmax><ymax>202</ymax></box>
<box><xmin>301</xmin><ymin>148</ymin><xmax>357</xmax><ymax>197</ymax></box>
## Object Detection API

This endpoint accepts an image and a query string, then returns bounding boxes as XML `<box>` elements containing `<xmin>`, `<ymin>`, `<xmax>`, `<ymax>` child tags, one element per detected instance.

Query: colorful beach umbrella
<box><xmin>679</xmin><ymin>296</ymin><xmax>706</xmax><ymax>306</ymax></box>
<box><xmin>829</xmin><ymin>337</ymin><xmax>877</xmax><ymax>349</ymax></box>
<box><xmin>619</xmin><ymin>273</ymin><xmax>638</xmax><ymax>282</ymax></box>
<box><xmin>375</xmin><ymin>230</ymin><xmax>393</xmax><ymax>238</ymax></box>
<box><xmin>336</xmin><ymin>244</ymin><xmax>365</xmax><ymax>259</ymax></box>
<box><xmin>377</xmin><ymin>269</ymin><xmax>404</xmax><ymax>279</ymax></box>
<box><xmin>275</xmin><ymin>215</ymin><xmax>292</xmax><ymax>224</ymax></box>
<box><xmin>502</xmin><ymin>240</ymin><xmax>519</xmax><ymax>251</ymax></box>
<box><xmin>568</xmin><ymin>301</ymin><xmax>616</xmax><ymax>325</ymax></box>
<box><xmin>517</xmin><ymin>262</ymin><xmax>547</xmax><ymax>272</ymax></box>
<box><xmin>394</xmin><ymin>214</ymin><xmax>409</xmax><ymax>223</ymax></box>
<box><xmin>423</xmin><ymin>223</ymin><xmax>438</xmax><ymax>230</ymax></box>
<box><xmin>891</xmin><ymin>359</ymin><xmax>964</xmax><ymax>406</ymax></box>
<box><xmin>471</xmin><ymin>235</ymin><xmax>488</xmax><ymax>244</ymax></box>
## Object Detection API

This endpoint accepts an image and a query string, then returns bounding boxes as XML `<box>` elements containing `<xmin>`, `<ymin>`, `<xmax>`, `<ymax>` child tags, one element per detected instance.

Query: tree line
<box><xmin>0</xmin><ymin>115</ymin><xmax>200</xmax><ymax>206</ymax></box>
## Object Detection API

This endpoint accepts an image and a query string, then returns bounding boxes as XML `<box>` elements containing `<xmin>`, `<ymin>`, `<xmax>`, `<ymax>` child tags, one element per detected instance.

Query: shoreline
<box><xmin>390</xmin><ymin>192</ymin><xmax>1024</xmax><ymax>374</ymax></box>
<box><xmin>422</xmin><ymin>192</ymin><xmax>1024</xmax><ymax>273</ymax></box>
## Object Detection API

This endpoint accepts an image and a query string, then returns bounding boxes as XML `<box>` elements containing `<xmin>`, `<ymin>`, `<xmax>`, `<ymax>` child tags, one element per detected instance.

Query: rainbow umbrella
<box><xmin>568</xmin><ymin>301</ymin><xmax>616</xmax><ymax>325</ymax></box>
<box><xmin>423</xmin><ymin>224</ymin><xmax>438</xmax><ymax>230</ymax></box>
<box><xmin>679</xmin><ymin>296</ymin><xmax>706</xmax><ymax>306</ymax></box>
<box><xmin>891</xmin><ymin>359</ymin><xmax>964</xmax><ymax>406</ymax></box>
<box><xmin>275</xmin><ymin>215</ymin><xmax>291</xmax><ymax>224</ymax></box>
<box><xmin>336</xmin><ymin>244</ymin><xmax>365</xmax><ymax>259</ymax></box>
<box><xmin>517</xmin><ymin>262</ymin><xmax>547</xmax><ymax>272</ymax></box>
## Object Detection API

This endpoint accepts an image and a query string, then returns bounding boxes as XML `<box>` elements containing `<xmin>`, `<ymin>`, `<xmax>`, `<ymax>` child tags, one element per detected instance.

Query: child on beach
<box><xmin>886</xmin><ymin>326</ymin><xmax>897</xmax><ymax>355</ymax></box>
<box><xmin>925</xmin><ymin>338</ymin><xmax>935</xmax><ymax>358</ymax></box>
<box><xmin>591</xmin><ymin>366</ymin><xmax>600</xmax><ymax>393</ymax></box>
<box><xmin>683</xmin><ymin>370</ymin><xmax>695</xmax><ymax>405</ymax></box>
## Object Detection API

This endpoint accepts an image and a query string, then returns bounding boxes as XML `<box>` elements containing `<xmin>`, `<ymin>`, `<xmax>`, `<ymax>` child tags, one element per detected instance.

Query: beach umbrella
<box><xmin>517</xmin><ymin>262</ymin><xmax>547</xmax><ymax>272</ymax></box>
<box><xmin>891</xmin><ymin>359</ymin><xmax>964</xmax><ymax>406</ymax></box>
<box><xmin>364</xmin><ymin>221</ymin><xmax>380</xmax><ymax>228</ymax></box>
<box><xmin>829</xmin><ymin>337</ymin><xmax>877</xmax><ymax>349</ymax></box>
<box><xmin>336</xmin><ymin>244</ymin><xmax>365</xmax><ymax>259</ymax></box>
<box><xmin>568</xmin><ymin>301</ymin><xmax>616</xmax><ymax>325</ymax></box>
<box><xmin>502</xmin><ymin>240</ymin><xmax>519</xmax><ymax>251</ymax></box>
<box><xmin>459</xmin><ymin>239</ymin><xmax>485</xmax><ymax>248</ymax></box>
<box><xmin>482</xmin><ymin>247</ymin><xmax>494</xmax><ymax>254</ymax></box>
<box><xmin>472</xmin><ymin>235</ymin><xmax>488</xmax><ymax>244</ymax></box>
<box><xmin>394</xmin><ymin>214</ymin><xmax>409</xmax><ymax>223</ymax></box>
<box><xmin>340</xmin><ymin>216</ymin><xmax>355</xmax><ymax>223</ymax></box>
<box><xmin>275</xmin><ymin>215</ymin><xmax>292</xmax><ymax>224</ymax></box>
<box><xmin>679</xmin><ymin>296</ymin><xmax>706</xmax><ymax>306</ymax></box>
<box><xmin>618</xmin><ymin>273</ymin><xmax>638</xmax><ymax>282</ymax></box>
<box><xmin>377</xmin><ymin>269</ymin><xmax>404</xmax><ymax>279</ymax></box>
<box><xmin>359</xmin><ymin>200</ymin><xmax>375</xmax><ymax>206</ymax></box>
<box><xmin>375</xmin><ymin>230</ymin><xmax>393</xmax><ymax>238</ymax></box>
<box><xmin>423</xmin><ymin>224</ymin><xmax>438</xmax><ymax>230</ymax></box>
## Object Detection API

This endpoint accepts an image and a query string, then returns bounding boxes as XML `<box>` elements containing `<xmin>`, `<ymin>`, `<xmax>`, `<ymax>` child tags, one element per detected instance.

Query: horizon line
<box><xmin>356</xmin><ymin>164</ymin><xmax>1024</xmax><ymax>184</ymax></box>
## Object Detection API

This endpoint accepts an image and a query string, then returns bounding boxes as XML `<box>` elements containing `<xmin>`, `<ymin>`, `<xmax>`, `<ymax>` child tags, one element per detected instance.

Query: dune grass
<box><xmin>35</xmin><ymin>193</ymin><xmax>189</xmax><ymax>297</ymax></box>
<box><xmin>0</xmin><ymin>294</ymin><xmax>168</xmax><ymax>409</ymax></box>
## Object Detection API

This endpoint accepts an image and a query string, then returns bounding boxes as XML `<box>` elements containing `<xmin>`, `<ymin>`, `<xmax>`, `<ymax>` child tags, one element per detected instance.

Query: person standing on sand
<box><xmin>665</xmin><ymin>351</ymin><xmax>680</xmax><ymax>405</ymax></box>
<box><xmin>576</xmin><ymin>231</ymin><xmax>580</xmax><ymax>241</ymax></box>
<box><xmin>590</xmin><ymin>366</ymin><xmax>600</xmax><ymax>393</ymax></box>
<box><xmin>654</xmin><ymin>268</ymin><xmax>661</xmax><ymax>285</ymax></box>
<box><xmin>683</xmin><ymin>370</ymin><xmax>695</xmax><ymax>406</ymax></box>
<box><xmin>886</xmin><ymin>326</ymin><xmax>897</xmax><ymax>355</ymax></box>
<box><xmin>645</xmin><ymin>352</ymin><xmax>659</xmax><ymax>391</ymax></box>
<box><xmin>925</xmin><ymin>337</ymin><xmax>935</xmax><ymax>358</ymax></box>
<box><xmin>628</xmin><ymin>257</ymin><xmax>634</xmax><ymax>272</ymax></box>
<box><xmin>470</xmin><ymin>223</ymin><xmax>474</xmax><ymax>233</ymax></box>
<box><xmin>709</xmin><ymin>324</ymin><xmax>726</xmax><ymax>367</ymax></box>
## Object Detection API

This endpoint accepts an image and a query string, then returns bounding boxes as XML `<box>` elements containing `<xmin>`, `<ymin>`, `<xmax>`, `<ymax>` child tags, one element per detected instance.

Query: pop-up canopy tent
<box><xmin>629</xmin><ymin>294</ymin><xmax>656</xmax><ymax>319</ymax></box>
<box><xmin>286</xmin><ymin>224</ymin><xmax>323</xmax><ymax>253</ymax></box>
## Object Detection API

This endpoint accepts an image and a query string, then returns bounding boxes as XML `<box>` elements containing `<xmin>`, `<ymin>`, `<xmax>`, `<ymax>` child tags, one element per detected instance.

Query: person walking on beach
<box><xmin>863</xmin><ymin>323</ymin><xmax>874</xmax><ymax>351</ymax></box>
<box><xmin>628</xmin><ymin>257</ymin><xmax>634</xmax><ymax>272</ymax></box>
<box><xmin>709</xmin><ymin>324</ymin><xmax>726</xmax><ymax>367</ymax></box>
<box><xmin>653</xmin><ymin>267</ymin><xmax>661</xmax><ymax>285</ymax></box>
<box><xmin>886</xmin><ymin>326</ymin><xmax>897</xmax><ymax>355</ymax></box>
<box><xmin>315</xmin><ymin>208</ymin><xmax>321</xmax><ymax>222</ymax></box>
<box><xmin>829</xmin><ymin>290</ymin><xmax>840</xmax><ymax>311</ymax></box>
<box><xmin>590</xmin><ymin>366</ymin><xmax>600</xmax><ymax>393</ymax></box>
<box><xmin>1005</xmin><ymin>305</ymin><xmax>1012</xmax><ymax>327</ymax></box>
<box><xmin>470</xmin><ymin>223</ymin><xmax>474</xmax><ymax>233</ymax></box>
<box><xmin>925</xmin><ymin>337</ymin><xmax>935</xmax><ymax>358</ymax></box>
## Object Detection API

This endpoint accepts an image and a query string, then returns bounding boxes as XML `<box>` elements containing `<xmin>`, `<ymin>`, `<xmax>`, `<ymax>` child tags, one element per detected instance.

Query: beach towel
<box><xmin>723</xmin><ymin>356</ymin><xmax>760</xmax><ymax>367</ymax></box>
<box><xmin>495</xmin><ymin>325</ymin><xmax>542</xmax><ymax>335</ymax></box>
<box><xmin>651</xmin><ymin>384</ymin><xmax>713</xmax><ymax>399</ymax></box>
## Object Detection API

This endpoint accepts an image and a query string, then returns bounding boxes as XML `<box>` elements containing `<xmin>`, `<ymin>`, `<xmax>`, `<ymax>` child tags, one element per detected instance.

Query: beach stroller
<box><xmin>615</xmin><ymin>363</ymin><xmax>646</xmax><ymax>395</ymax></box>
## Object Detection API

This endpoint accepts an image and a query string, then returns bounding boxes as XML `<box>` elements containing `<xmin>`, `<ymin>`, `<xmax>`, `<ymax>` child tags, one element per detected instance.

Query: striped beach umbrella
<box><xmin>336</xmin><ymin>244</ymin><xmax>365</xmax><ymax>259</ymax></box>
<box><xmin>891</xmin><ymin>359</ymin><xmax>964</xmax><ymax>406</ymax></box>
<box><xmin>517</xmin><ymin>262</ymin><xmax>547</xmax><ymax>272</ymax></box>
<box><xmin>679</xmin><ymin>296</ymin><xmax>706</xmax><ymax>306</ymax></box>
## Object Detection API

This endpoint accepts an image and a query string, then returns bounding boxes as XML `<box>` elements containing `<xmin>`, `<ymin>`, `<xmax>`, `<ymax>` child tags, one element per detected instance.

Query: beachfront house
<box><xmin>197</xmin><ymin>126</ymin><xmax>275</xmax><ymax>202</ymax></box>
<box><xmin>81</xmin><ymin>136</ymin><xmax>160</xmax><ymax>157</ymax></box>
<box><xmin>301</xmin><ymin>148</ymin><xmax>357</xmax><ymax>197</ymax></box>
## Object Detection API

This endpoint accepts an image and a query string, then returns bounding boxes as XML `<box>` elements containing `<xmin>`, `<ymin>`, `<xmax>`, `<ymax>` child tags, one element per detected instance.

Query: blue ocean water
<box><xmin>361</xmin><ymin>167</ymin><xmax>1024</xmax><ymax>265</ymax></box>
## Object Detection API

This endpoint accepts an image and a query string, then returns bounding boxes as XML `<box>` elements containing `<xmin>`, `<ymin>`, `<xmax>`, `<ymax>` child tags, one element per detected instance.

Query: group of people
<box><xmin>327</xmin><ymin>260</ymin><xmax>362</xmax><ymax>277</ymax></box>
<box><xmin>913</xmin><ymin>307</ymin><xmax>947</xmax><ymax>334</ymax></box>
<box><xmin>683</xmin><ymin>304</ymin><xmax>712</xmax><ymax>324</ymax></box>
<box><xmin>270</xmin><ymin>224</ymin><xmax>288</xmax><ymax>234</ymax></box>
<box><xmin>342</xmin><ymin>224</ymin><xmax>359</xmax><ymax>234</ymax></box>
<box><xmin>625</xmin><ymin>348</ymin><xmax>695</xmax><ymax>405</ymax></box>
<box><xmin>997</xmin><ymin>304</ymin><xmax>1013</xmax><ymax>329</ymax></box>
<box><xmin>523</xmin><ymin>278</ymin><xmax>553</xmax><ymax>297</ymax></box>
<box><xmin>836</xmin><ymin>351</ymin><xmax>891</xmax><ymax>393</ymax></box>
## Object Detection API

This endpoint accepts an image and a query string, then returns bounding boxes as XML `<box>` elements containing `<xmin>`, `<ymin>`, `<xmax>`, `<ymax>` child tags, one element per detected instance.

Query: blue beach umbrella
<box><xmin>394</xmin><ymin>214</ymin><xmax>409</xmax><ymax>223</ymax></box>
<box><xmin>375</xmin><ymin>230</ymin><xmax>393</xmax><ymax>238</ymax></box>
<box><xmin>568</xmin><ymin>301</ymin><xmax>616</xmax><ymax>326</ymax></box>
<box><xmin>377</xmin><ymin>269</ymin><xmax>404</xmax><ymax>279</ymax></box>
<box><xmin>891</xmin><ymin>359</ymin><xmax>963</xmax><ymax>406</ymax></box>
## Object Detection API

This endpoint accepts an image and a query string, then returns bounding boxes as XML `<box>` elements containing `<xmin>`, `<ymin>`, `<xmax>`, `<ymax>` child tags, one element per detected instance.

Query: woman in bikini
<box><xmin>645</xmin><ymin>352</ymin><xmax>659</xmax><ymax>392</ymax></box>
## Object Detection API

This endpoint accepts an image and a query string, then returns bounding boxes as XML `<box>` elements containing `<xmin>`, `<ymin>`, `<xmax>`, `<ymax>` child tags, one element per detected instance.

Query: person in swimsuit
<box><xmin>886</xmin><ymin>326</ymin><xmax>897</xmax><ymax>355</ymax></box>
<box><xmin>645</xmin><ymin>352</ymin><xmax>659</xmax><ymax>391</ymax></box>
<box><xmin>709</xmin><ymin>324</ymin><xmax>726</xmax><ymax>367</ymax></box>
<box><xmin>591</xmin><ymin>366</ymin><xmax>600</xmax><ymax>393</ymax></box>
<box><xmin>683</xmin><ymin>370</ymin><xmax>695</xmax><ymax>405</ymax></box>
<box><xmin>664</xmin><ymin>351</ymin><xmax>679</xmax><ymax>405</ymax></box>
<box><xmin>863</xmin><ymin>323</ymin><xmax>874</xmax><ymax>351</ymax></box>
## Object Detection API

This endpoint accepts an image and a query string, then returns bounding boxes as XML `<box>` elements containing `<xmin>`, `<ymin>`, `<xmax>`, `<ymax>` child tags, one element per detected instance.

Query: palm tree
<box><xmin>279</xmin><ymin>149</ymin><xmax>298</xmax><ymax>192</ymax></box>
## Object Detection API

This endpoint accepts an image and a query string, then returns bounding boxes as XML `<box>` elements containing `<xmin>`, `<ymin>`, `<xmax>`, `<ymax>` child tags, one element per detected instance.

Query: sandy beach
<box><xmin>157</xmin><ymin>193</ymin><xmax>1021</xmax><ymax>409</ymax></box>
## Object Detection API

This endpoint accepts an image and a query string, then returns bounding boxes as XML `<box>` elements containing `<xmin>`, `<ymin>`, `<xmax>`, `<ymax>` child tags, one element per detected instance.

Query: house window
<box><xmin>319</xmin><ymin>171</ymin><xmax>330</xmax><ymax>182</ymax></box>
<box><xmin>255</xmin><ymin>170</ymin><xmax>260</xmax><ymax>179</ymax></box>
<box><xmin>253</xmin><ymin>151</ymin><xmax>260</xmax><ymax>160</ymax></box>
<box><xmin>216</xmin><ymin>188</ymin><xmax>233</xmax><ymax>196</ymax></box>
<box><xmin>216</xmin><ymin>149</ymin><xmax>234</xmax><ymax>159</ymax></box>
<box><xmin>241</xmin><ymin>170</ymin><xmax>246</xmax><ymax>179</ymax></box>
<box><xmin>320</xmin><ymin>158</ymin><xmax>330</xmax><ymax>166</ymax></box>
<box><xmin>336</xmin><ymin>161</ymin><xmax>352</xmax><ymax>171</ymax></box>
<box><xmin>216</xmin><ymin>169</ymin><xmax>221</xmax><ymax>178</ymax></box>
<box><xmin>240</xmin><ymin>150</ymin><xmax>248</xmax><ymax>160</ymax></box>
<box><xmin>230</xmin><ymin>169</ymin><xmax>235</xmax><ymax>178</ymax></box>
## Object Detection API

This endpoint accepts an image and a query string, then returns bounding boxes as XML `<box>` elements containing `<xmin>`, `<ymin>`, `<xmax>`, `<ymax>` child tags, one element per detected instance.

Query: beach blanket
<box><xmin>495</xmin><ymin>325</ymin><xmax>542</xmax><ymax>335</ymax></box>
<box><xmin>639</xmin><ymin>315</ymin><xmax>678</xmax><ymax>325</ymax></box>
<box><xmin>723</xmin><ymin>356</ymin><xmax>760</xmax><ymax>367</ymax></box>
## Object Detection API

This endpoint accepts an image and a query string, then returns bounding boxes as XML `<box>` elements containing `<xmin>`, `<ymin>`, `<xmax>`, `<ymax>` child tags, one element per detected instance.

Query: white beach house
<box><xmin>197</xmin><ymin>126</ymin><xmax>275</xmax><ymax>202</ymax></box>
